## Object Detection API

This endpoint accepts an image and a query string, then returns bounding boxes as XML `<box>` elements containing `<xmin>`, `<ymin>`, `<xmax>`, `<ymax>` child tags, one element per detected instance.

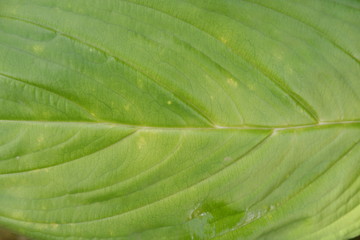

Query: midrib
<box><xmin>0</xmin><ymin>119</ymin><xmax>359</xmax><ymax>132</ymax></box>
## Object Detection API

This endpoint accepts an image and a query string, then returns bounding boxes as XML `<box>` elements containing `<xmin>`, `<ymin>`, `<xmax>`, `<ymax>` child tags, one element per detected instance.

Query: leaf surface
<box><xmin>0</xmin><ymin>0</ymin><xmax>359</xmax><ymax>239</ymax></box>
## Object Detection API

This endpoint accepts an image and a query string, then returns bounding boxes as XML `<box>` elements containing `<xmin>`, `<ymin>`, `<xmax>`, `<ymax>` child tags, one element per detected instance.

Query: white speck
<box><xmin>16</xmin><ymin>156</ymin><xmax>20</xmax><ymax>160</ymax></box>
<box><xmin>199</xmin><ymin>212</ymin><xmax>207</xmax><ymax>217</ymax></box>
<box><xmin>241</xmin><ymin>208</ymin><xmax>268</xmax><ymax>225</ymax></box>
<box><xmin>224</xmin><ymin>156</ymin><xmax>232</xmax><ymax>162</ymax></box>
<box><xmin>244</xmin><ymin>211</ymin><xmax>256</xmax><ymax>223</ymax></box>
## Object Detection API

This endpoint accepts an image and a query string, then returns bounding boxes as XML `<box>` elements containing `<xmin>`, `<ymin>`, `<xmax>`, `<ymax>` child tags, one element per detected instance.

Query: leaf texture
<box><xmin>0</xmin><ymin>0</ymin><xmax>359</xmax><ymax>239</ymax></box>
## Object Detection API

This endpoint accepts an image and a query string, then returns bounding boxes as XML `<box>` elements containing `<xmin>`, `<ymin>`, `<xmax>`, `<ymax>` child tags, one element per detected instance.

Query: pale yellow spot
<box><xmin>137</xmin><ymin>137</ymin><xmax>146</xmax><ymax>149</ymax></box>
<box><xmin>273</xmin><ymin>51</ymin><xmax>284</xmax><ymax>60</ymax></box>
<box><xmin>227</xmin><ymin>78</ymin><xmax>238</xmax><ymax>87</ymax></box>
<box><xmin>12</xmin><ymin>211</ymin><xmax>24</xmax><ymax>218</ymax></box>
<box><xmin>167</xmin><ymin>100</ymin><xmax>172</xmax><ymax>105</ymax></box>
<box><xmin>124</xmin><ymin>104</ymin><xmax>130</xmax><ymax>111</ymax></box>
<box><xmin>220</xmin><ymin>36</ymin><xmax>228</xmax><ymax>43</ymax></box>
<box><xmin>210</xmin><ymin>96</ymin><xmax>215</xmax><ymax>100</ymax></box>
<box><xmin>286</xmin><ymin>66</ymin><xmax>294</xmax><ymax>74</ymax></box>
<box><xmin>137</xmin><ymin>78</ymin><xmax>144</xmax><ymax>89</ymax></box>
<box><xmin>51</xmin><ymin>223</ymin><xmax>59</xmax><ymax>228</ymax></box>
<box><xmin>32</xmin><ymin>45</ymin><xmax>44</xmax><ymax>53</ymax></box>
<box><xmin>10</xmin><ymin>6</ymin><xmax>18</xmax><ymax>14</ymax></box>
<box><xmin>37</xmin><ymin>136</ymin><xmax>44</xmax><ymax>143</ymax></box>
<box><xmin>247</xmin><ymin>84</ymin><xmax>255</xmax><ymax>90</ymax></box>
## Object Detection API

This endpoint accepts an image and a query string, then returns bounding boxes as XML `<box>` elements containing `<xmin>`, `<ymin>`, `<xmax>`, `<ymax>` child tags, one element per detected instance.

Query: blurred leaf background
<box><xmin>1</xmin><ymin>227</ymin><xmax>360</xmax><ymax>239</ymax></box>
<box><xmin>2</xmin><ymin>227</ymin><xmax>360</xmax><ymax>240</ymax></box>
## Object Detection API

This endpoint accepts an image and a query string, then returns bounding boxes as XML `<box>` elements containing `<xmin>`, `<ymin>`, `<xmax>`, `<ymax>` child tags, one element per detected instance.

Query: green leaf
<box><xmin>0</xmin><ymin>0</ymin><xmax>359</xmax><ymax>239</ymax></box>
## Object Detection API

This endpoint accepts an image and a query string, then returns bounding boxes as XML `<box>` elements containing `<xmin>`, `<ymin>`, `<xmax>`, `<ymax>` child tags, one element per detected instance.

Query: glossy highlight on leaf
<box><xmin>0</xmin><ymin>0</ymin><xmax>359</xmax><ymax>239</ymax></box>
